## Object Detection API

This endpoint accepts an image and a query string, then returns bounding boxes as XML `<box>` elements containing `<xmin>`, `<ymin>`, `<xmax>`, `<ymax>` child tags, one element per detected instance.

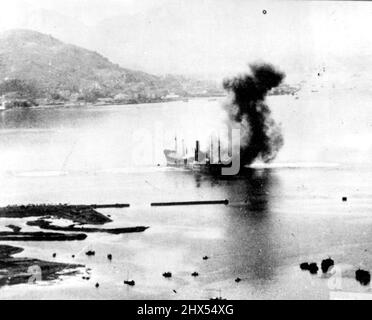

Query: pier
<box><xmin>150</xmin><ymin>199</ymin><xmax>229</xmax><ymax>206</ymax></box>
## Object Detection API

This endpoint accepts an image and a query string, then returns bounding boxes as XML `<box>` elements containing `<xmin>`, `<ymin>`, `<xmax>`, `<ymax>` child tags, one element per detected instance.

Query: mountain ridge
<box><xmin>0</xmin><ymin>29</ymin><xmax>222</xmax><ymax>105</ymax></box>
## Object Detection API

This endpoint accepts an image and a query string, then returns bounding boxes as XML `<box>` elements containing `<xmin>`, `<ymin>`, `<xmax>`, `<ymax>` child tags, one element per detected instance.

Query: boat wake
<box><xmin>96</xmin><ymin>166</ymin><xmax>185</xmax><ymax>174</ymax></box>
<box><xmin>248</xmin><ymin>162</ymin><xmax>340</xmax><ymax>169</ymax></box>
<box><xmin>11</xmin><ymin>170</ymin><xmax>68</xmax><ymax>177</ymax></box>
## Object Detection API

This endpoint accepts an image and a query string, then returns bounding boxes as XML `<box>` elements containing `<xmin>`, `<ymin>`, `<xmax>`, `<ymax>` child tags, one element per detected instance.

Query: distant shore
<box><xmin>0</xmin><ymin>88</ymin><xmax>300</xmax><ymax>112</ymax></box>
<box><xmin>0</xmin><ymin>95</ymin><xmax>227</xmax><ymax>111</ymax></box>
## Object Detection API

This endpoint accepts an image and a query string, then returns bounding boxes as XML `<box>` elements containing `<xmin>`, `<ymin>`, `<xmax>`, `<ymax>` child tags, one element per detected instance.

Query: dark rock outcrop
<box><xmin>27</xmin><ymin>219</ymin><xmax>148</xmax><ymax>234</ymax></box>
<box><xmin>308</xmin><ymin>263</ymin><xmax>319</xmax><ymax>274</ymax></box>
<box><xmin>321</xmin><ymin>258</ymin><xmax>334</xmax><ymax>273</ymax></box>
<box><xmin>355</xmin><ymin>269</ymin><xmax>371</xmax><ymax>286</ymax></box>
<box><xmin>162</xmin><ymin>272</ymin><xmax>172</xmax><ymax>278</ymax></box>
<box><xmin>0</xmin><ymin>231</ymin><xmax>86</xmax><ymax>241</ymax></box>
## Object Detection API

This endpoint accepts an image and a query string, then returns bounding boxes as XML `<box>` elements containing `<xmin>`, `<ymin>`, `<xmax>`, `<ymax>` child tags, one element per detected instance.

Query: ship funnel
<box><xmin>218</xmin><ymin>136</ymin><xmax>221</xmax><ymax>164</ymax></box>
<box><xmin>195</xmin><ymin>140</ymin><xmax>199</xmax><ymax>162</ymax></box>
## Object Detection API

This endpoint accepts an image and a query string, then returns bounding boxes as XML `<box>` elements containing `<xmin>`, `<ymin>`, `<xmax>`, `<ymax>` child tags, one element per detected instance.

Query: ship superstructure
<box><xmin>163</xmin><ymin>135</ymin><xmax>231</xmax><ymax>174</ymax></box>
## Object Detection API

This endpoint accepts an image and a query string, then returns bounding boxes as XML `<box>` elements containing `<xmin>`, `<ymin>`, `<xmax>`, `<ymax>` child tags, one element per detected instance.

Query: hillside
<box><xmin>0</xmin><ymin>29</ymin><xmax>223</xmax><ymax>105</ymax></box>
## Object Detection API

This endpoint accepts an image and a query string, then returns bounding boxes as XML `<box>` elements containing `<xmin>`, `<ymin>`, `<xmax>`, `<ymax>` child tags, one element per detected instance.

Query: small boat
<box><xmin>124</xmin><ymin>280</ymin><xmax>135</xmax><ymax>286</ymax></box>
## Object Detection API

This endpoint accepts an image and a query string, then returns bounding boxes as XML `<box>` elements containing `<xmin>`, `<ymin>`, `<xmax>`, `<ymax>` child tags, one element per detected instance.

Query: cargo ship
<box><xmin>163</xmin><ymin>136</ymin><xmax>231</xmax><ymax>174</ymax></box>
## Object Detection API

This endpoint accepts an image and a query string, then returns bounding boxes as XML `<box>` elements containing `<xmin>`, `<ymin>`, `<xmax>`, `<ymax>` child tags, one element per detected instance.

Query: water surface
<box><xmin>0</xmin><ymin>96</ymin><xmax>371</xmax><ymax>299</ymax></box>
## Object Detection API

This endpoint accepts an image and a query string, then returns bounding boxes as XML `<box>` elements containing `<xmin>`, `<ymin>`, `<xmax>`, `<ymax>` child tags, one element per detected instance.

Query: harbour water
<box><xmin>0</xmin><ymin>94</ymin><xmax>371</xmax><ymax>299</ymax></box>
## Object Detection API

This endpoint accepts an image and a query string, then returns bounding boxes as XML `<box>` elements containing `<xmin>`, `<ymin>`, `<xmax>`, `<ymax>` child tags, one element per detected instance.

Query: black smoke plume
<box><xmin>223</xmin><ymin>63</ymin><xmax>285</xmax><ymax>165</ymax></box>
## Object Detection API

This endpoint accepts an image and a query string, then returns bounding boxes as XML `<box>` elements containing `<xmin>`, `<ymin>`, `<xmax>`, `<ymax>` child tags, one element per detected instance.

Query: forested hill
<box><xmin>0</xmin><ymin>29</ymin><xmax>223</xmax><ymax>105</ymax></box>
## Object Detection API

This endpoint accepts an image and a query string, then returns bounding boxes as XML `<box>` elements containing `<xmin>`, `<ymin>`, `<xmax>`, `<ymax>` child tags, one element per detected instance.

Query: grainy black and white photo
<box><xmin>0</xmin><ymin>0</ymin><xmax>371</xmax><ymax>301</ymax></box>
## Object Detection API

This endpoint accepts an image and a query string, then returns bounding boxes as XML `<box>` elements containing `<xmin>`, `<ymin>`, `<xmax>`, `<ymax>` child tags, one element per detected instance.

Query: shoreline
<box><xmin>1</xmin><ymin>95</ymin><xmax>227</xmax><ymax>111</ymax></box>
<box><xmin>0</xmin><ymin>93</ymin><xmax>302</xmax><ymax>111</ymax></box>
<box><xmin>0</xmin><ymin>203</ymin><xmax>149</xmax><ymax>289</ymax></box>
<box><xmin>0</xmin><ymin>244</ymin><xmax>84</xmax><ymax>287</ymax></box>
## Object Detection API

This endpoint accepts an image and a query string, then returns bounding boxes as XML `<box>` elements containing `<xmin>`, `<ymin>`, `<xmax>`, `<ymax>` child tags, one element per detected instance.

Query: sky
<box><xmin>1</xmin><ymin>0</ymin><xmax>372</xmax><ymax>80</ymax></box>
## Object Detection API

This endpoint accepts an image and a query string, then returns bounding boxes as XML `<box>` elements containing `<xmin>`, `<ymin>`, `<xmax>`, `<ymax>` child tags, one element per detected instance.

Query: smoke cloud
<box><xmin>223</xmin><ymin>63</ymin><xmax>285</xmax><ymax>165</ymax></box>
